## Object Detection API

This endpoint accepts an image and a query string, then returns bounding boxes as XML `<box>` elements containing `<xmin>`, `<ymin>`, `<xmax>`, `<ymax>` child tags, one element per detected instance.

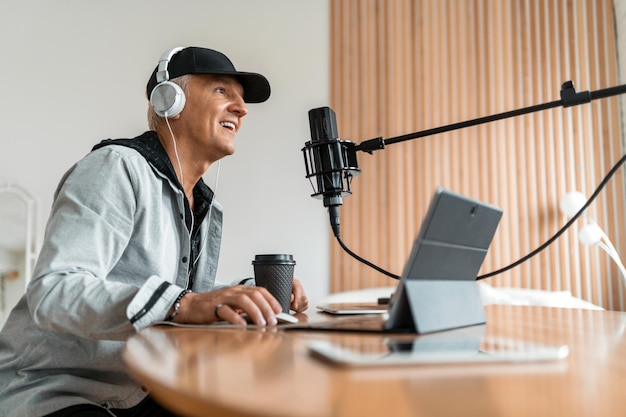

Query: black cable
<box><xmin>334</xmin><ymin>234</ymin><xmax>401</xmax><ymax>280</ymax></box>
<box><xmin>334</xmin><ymin>153</ymin><xmax>626</xmax><ymax>282</ymax></box>
<box><xmin>476</xmin><ymin>152</ymin><xmax>626</xmax><ymax>280</ymax></box>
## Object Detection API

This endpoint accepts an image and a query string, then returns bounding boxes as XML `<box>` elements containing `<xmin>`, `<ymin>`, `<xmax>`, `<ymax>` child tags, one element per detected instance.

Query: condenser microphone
<box><xmin>302</xmin><ymin>107</ymin><xmax>360</xmax><ymax>237</ymax></box>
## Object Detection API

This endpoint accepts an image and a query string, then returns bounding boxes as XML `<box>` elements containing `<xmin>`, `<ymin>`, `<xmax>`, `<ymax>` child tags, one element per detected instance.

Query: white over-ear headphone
<box><xmin>150</xmin><ymin>47</ymin><xmax>186</xmax><ymax>118</ymax></box>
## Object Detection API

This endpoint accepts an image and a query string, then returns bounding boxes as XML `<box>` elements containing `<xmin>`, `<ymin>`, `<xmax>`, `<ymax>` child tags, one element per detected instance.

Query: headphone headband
<box><xmin>156</xmin><ymin>47</ymin><xmax>185</xmax><ymax>84</ymax></box>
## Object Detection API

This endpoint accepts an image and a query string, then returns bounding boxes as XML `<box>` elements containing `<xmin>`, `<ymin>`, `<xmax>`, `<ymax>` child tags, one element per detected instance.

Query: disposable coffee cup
<box><xmin>252</xmin><ymin>254</ymin><xmax>296</xmax><ymax>313</ymax></box>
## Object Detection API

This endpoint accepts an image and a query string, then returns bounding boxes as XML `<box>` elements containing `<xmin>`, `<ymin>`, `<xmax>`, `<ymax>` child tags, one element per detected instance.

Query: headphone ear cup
<box><xmin>150</xmin><ymin>81</ymin><xmax>186</xmax><ymax>118</ymax></box>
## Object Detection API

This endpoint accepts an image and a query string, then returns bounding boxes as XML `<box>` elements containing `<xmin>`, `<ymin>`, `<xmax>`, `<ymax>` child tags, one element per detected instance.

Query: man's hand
<box><xmin>173</xmin><ymin>285</ymin><xmax>282</xmax><ymax>326</ymax></box>
<box><xmin>290</xmin><ymin>278</ymin><xmax>308</xmax><ymax>313</ymax></box>
<box><xmin>170</xmin><ymin>278</ymin><xmax>308</xmax><ymax>326</ymax></box>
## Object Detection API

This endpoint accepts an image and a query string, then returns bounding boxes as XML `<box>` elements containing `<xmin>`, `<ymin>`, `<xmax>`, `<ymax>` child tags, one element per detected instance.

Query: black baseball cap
<box><xmin>146</xmin><ymin>47</ymin><xmax>271</xmax><ymax>103</ymax></box>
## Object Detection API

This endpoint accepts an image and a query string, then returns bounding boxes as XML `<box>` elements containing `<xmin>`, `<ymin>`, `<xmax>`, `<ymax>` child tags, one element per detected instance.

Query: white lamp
<box><xmin>560</xmin><ymin>191</ymin><xmax>626</xmax><ymax>283</ymax></box>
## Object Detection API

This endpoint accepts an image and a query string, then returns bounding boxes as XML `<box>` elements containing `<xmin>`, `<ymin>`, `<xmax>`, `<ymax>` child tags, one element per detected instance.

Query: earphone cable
<box><xmin>163</xmin><ymin>115</ymin><xmax>221</xmax><ymax>273</ymax></box>
<box><xmin>165</xmin><ymin>117</ymin><xmax>185</xmax><ymax>190</ymax></box>
<box><xmin>192</xmin><ymin>160</ymin><xmax>220</xmax><ymax>267</ymax></box>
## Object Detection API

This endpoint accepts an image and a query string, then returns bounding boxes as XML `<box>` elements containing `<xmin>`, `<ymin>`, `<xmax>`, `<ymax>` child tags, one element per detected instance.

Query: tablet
<box><xmin>307</xmin><ymin>335</ymin><xmax>569</xmax><ymax>367</ymax></box>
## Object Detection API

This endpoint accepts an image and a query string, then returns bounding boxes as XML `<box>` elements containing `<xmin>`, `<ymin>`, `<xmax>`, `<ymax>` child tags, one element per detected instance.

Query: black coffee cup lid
<box><xmin>252</xmin><ymin>254</ymin><xmax>295</xmax><ymax>264</ymax></box>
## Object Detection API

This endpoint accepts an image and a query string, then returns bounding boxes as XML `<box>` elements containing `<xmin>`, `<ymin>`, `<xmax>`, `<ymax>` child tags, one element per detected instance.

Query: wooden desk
<box><xmin>123</xmin><ymin>305</ymin><xmax>626</xmax><ymax>417</ymax></box>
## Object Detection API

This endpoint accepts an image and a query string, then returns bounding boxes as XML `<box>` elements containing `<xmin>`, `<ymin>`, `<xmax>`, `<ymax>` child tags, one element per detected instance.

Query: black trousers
<box><xmin>44</xmin><ymin>395</ymin><xmax>179</xmax><ymax>417</ymax></box>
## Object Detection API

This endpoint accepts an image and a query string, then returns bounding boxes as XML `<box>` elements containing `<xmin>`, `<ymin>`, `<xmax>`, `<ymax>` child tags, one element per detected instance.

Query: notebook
<box><xmin>316</xmin><ymin>302</ymin><xmax>389</xmax><ymax>315</ymax></box>
<box><xmin>285</xmin><ymin>187</ymin><xmax>503</xmax><ymax>334</ymax></box>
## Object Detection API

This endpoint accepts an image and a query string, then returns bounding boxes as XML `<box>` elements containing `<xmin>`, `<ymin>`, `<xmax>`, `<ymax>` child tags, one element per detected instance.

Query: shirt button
<box><xmin>182</xmin><ymin>257</ymin><xmax>188</xmax><ymax>263</ymax></box>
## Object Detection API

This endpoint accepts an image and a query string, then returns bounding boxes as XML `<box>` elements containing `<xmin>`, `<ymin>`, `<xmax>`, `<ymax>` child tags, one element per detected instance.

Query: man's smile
<box><xmin>220</xmin><ymin>121</ymin><xmax>236</xmax><ymax>131</ymax></box>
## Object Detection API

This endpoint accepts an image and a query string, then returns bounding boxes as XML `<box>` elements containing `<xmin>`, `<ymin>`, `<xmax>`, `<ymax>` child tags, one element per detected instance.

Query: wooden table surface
<box><xmin>123</xmin><ymin>305</ymin><xmax>626</xmax><ymax>417</ymax></box>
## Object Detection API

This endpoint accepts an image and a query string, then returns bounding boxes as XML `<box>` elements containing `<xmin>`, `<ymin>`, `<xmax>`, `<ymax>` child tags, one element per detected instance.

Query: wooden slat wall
<box><xmin>330</xmin><ymin>0</ymin><xmax>626</xmax><ymax>310</ymax></box>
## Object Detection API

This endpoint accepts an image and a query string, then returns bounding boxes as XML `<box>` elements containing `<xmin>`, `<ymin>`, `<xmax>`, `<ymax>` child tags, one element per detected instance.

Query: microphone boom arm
<box><xmin>353</xmin><ymin>81</ymin><xmax>626</xmax><ymax>154</ymax></box>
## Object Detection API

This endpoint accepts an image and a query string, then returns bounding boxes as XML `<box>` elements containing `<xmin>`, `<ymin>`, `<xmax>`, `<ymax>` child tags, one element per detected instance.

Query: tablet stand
<box><xmin>395</xmin><ymin>280</ymin><xmax>486</xmax><ymax>334</ymax></box>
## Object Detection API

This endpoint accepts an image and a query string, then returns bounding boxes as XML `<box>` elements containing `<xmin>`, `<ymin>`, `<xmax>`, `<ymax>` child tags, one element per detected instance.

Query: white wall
<box><xmin>0</xmin><ymin>0</ymin><xmax>331</xmax><ymax>320</ymax></box>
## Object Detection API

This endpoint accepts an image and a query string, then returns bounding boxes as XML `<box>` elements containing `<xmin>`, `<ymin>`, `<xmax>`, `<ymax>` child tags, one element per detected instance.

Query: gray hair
<box><xmin>147</xmin><ymin>74</ymin><xmax>192</xmax><ymax>131</ymax></box>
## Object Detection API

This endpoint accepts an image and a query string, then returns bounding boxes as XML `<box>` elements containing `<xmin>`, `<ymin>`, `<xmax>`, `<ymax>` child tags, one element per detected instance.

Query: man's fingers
<box><xmin>223</xmin><ymin>287</ymin><xmax>281</xmax><ymax>326</ymax></box>
<box><xmin>290</xmin><ymin>279</ymin><xmax>309</xmax><ymax>312</ymax></box>
<box><xmin>213</xmin><ymin>303</ymin><xmax>247</xmax><ymax>325</ymax></box>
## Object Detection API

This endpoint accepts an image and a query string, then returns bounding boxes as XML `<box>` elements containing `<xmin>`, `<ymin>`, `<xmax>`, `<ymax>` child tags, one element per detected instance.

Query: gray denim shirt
<box><xmin>0</xmin><ymin>132</ymin><xmax>228</xmax><ymax>416</ymax></box>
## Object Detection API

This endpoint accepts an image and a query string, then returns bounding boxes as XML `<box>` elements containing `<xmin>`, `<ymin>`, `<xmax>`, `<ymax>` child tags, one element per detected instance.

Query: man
<box><xmin>0</xmin><ymin>46</ymin><xmax>308</xmax><ymax>416</ymax></box>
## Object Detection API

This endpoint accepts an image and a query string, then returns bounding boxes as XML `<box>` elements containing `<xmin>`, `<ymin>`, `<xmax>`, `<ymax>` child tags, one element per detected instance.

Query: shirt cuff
<box><xmin>237</xmin><ymin>277</ymin><xmax>256</xmax><ymax>287</ymax></box>
<box><xmin>126</xmin><ymin>275</ymin><xmax>184</xmax><ymax>331</ymax></box>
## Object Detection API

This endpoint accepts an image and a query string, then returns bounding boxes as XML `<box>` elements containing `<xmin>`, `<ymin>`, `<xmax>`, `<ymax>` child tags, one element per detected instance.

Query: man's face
<box><xmin>178</xmin><ymin>74</ymin><xmax>248</xmax><ymax>162</ymax></box>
